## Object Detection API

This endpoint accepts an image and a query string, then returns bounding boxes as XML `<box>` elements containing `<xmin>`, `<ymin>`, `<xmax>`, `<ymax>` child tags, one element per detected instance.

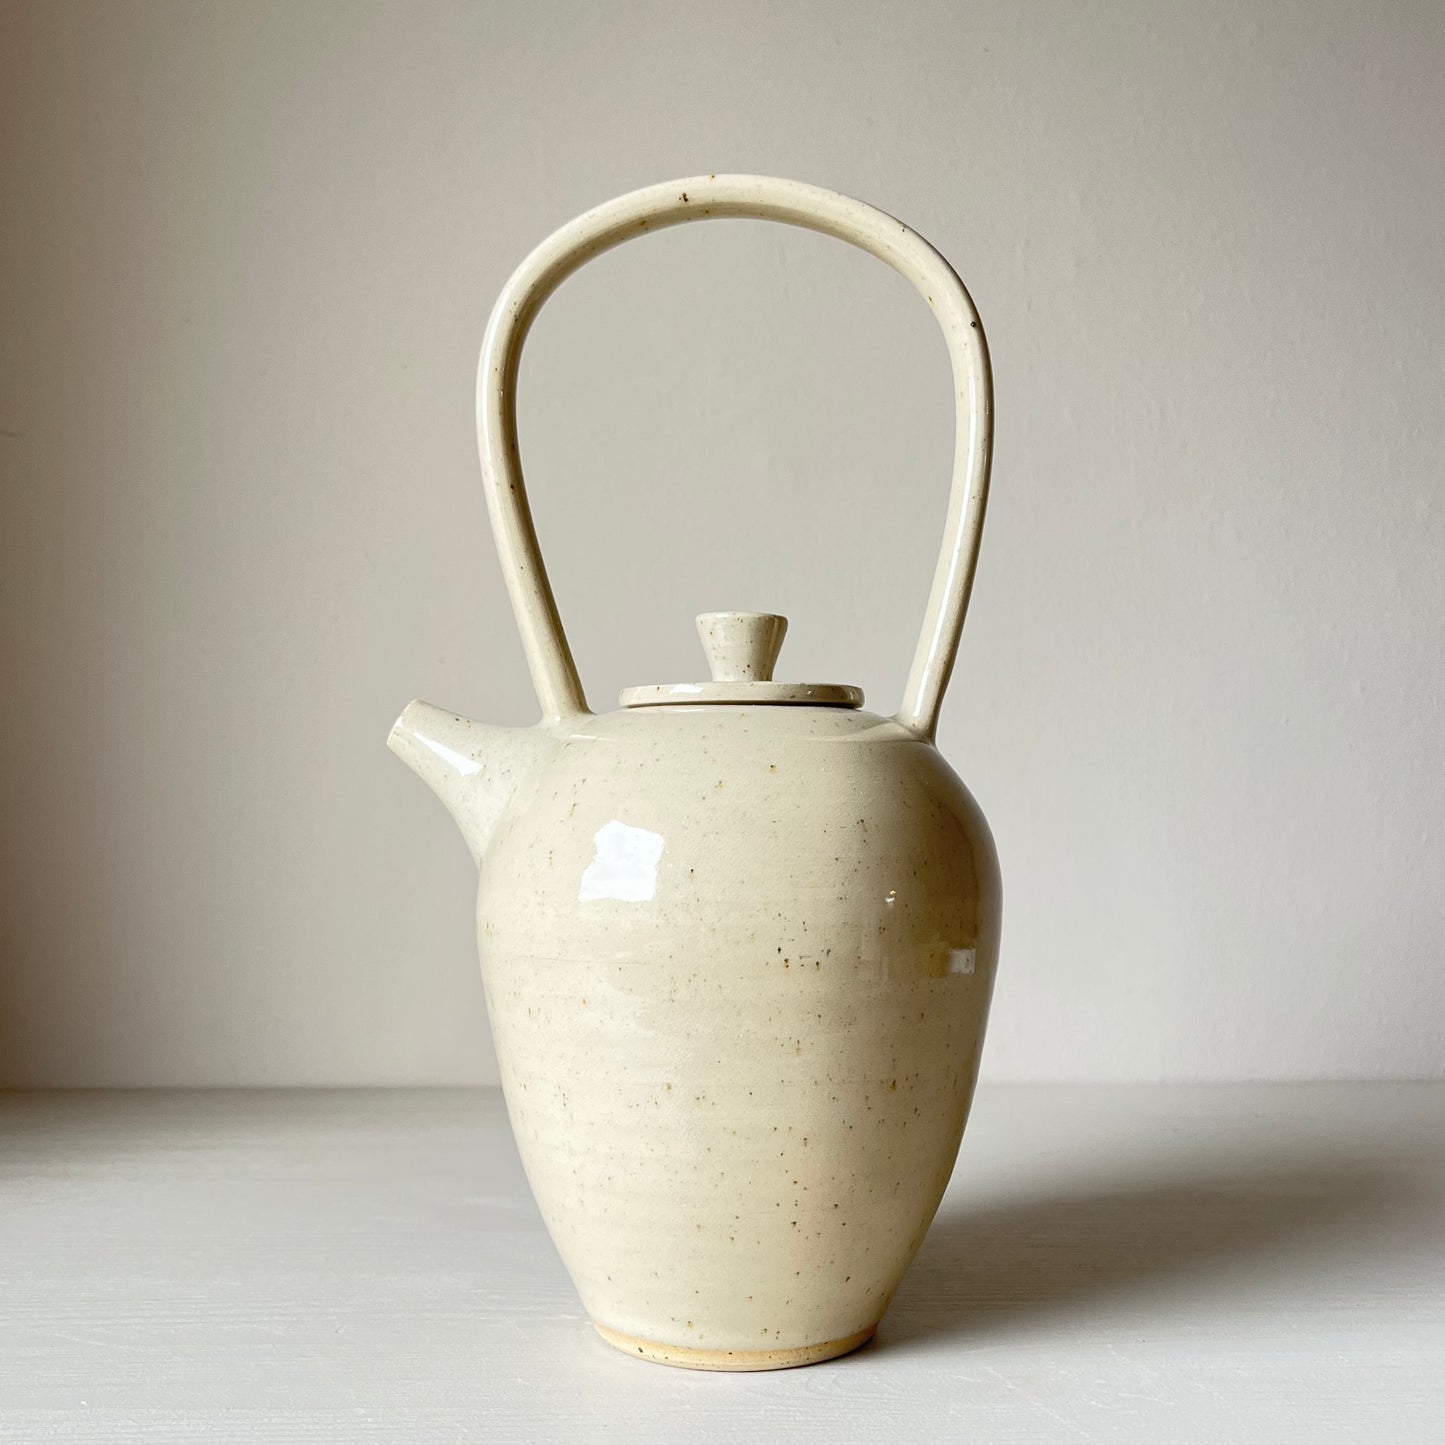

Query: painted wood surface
<box><xmin>2</xmin><ymin>1084</ymin><xmax>1442</xmax><ymax>1442</ymax></box>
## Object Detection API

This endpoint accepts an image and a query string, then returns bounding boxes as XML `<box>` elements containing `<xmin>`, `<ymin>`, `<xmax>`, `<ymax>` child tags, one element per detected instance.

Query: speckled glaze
<box><xmin>388</xmin><ymin>175</ymin><xmax>1001</xmax><ymax>1370</ymax></box>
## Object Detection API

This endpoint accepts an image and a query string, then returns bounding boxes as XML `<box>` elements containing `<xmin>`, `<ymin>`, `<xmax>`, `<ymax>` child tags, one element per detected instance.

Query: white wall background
<box><xmin>2</xmin><ymin>0</ymin><xmax>1441</xmax><ymax>1086</ymax></box>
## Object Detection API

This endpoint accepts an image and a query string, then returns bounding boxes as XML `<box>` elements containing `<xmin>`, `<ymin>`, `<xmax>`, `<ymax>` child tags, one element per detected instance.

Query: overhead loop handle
<box><xmin>477</xmin><ymin>174</ymin><xmax>993</xmax><ymax>740</ymax></box>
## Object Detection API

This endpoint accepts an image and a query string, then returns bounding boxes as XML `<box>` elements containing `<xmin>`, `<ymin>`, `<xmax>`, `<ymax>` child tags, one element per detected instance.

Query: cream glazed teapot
<box><xmin>389</xmin><ymin>175</ymin><xmax>1000</xmax><ymax>1370</ymax></box>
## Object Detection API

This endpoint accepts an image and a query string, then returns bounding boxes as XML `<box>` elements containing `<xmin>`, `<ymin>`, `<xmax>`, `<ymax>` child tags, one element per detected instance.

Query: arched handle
<box><xmin>477</xmin><ymin>174</ymin><xmax>993</xmax><ymax>740</ymax></box>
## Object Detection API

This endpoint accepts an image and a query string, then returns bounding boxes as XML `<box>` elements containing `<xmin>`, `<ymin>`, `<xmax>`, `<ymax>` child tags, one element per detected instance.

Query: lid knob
<box><xmin>696</xmin><ymin>612</ymin><xmax>787</xmax><ymax>682</ymax></box>
<box><xmin>617</xmin><ymin>611</ymin><xmax>860</xmax><ymax>708</ymax></box>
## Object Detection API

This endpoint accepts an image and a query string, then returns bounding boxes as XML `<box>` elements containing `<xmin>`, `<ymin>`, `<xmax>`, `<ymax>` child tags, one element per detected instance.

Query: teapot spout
<box><xmin>387</xmin><ymin>700</ymin><xmax>557</xmax><ymax>866</ymax></box>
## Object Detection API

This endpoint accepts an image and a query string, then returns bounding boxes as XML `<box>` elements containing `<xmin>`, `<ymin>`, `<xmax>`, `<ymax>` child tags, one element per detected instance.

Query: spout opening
<box><xmin>387</xmin><ymin>698</ymin><xmax>426</xmax><ymax>758</ymax></box>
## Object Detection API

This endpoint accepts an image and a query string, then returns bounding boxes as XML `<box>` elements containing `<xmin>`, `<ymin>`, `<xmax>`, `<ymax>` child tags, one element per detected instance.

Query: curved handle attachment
<box><xmin>477</xmin><ymin>174</ymin><xmax>993</xmax><ymax>739</ymax></box>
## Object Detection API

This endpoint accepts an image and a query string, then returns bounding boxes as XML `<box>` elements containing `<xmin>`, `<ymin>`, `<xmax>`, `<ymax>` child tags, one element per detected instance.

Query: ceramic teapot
<box><xmin>389</xmin><ymin>175</ymin><xmax>1000</xmax><ymax>1370</ymax></box>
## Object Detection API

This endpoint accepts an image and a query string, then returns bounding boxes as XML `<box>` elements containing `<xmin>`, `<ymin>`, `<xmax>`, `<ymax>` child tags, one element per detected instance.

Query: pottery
<box><xmin>389</xmin><ymin>175</ymin><xmax>1000</xmax><ymax>1370</ymax></box>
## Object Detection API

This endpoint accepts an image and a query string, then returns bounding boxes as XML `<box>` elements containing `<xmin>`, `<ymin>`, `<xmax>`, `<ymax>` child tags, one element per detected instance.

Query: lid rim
<box><xmin>620</xmin><ymin>680</ymin><xmax>863</xmax><ymax>709</ymax></box>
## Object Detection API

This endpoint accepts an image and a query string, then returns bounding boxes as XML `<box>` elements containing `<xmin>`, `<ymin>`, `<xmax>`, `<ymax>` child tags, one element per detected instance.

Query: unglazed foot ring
<box><xmin>593</xmin><ymin>1321</ymin><xmax>877</xmax><ymax>1371</ymax></box>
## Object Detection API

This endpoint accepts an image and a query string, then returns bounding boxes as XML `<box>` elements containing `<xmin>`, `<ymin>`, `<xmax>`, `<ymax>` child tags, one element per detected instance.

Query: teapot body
<box><xmin>390</xmin><ymin>172</ymin><xmax>1006</xmax><ymax>1371</ymax></box>
<box><xmin>477</xmin><ymin>705</ymin><xmax>1000</xmax><ymax>1367</ymax></box>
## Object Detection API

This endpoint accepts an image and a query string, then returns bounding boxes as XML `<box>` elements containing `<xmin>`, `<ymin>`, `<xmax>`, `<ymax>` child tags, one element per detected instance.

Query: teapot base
<box><xmin>593</xmin><ymin>1320</ymin><xmax>877</xmax><ymax>1372</ymax></box>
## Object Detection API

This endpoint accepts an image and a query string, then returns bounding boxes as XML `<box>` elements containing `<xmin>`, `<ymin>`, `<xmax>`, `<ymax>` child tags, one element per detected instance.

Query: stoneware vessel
<box><xmin>389</xmin><ymin>174</ymin><xmax>1000</xmax><ymax>1370</ymax></box>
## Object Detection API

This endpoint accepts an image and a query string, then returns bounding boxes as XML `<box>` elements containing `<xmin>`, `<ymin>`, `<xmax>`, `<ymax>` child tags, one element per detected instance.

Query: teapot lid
<box><xmin>619</xmin><ymin>613</ymin><xmax>862</xmax><ymax>709</ymax></box>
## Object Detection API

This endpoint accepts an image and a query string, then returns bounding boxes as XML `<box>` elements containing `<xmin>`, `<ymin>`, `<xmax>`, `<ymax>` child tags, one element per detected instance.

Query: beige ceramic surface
<box><xmin>388</xmin><ymin>175</ymin><xmax>1001</xmax><ymax>1367</ymax></box>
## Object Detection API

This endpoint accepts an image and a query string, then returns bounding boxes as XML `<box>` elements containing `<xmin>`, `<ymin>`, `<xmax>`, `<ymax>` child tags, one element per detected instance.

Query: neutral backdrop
<box><xmin>2</xmin><ymin>0</ymin><xmax>1441</xmax><ymax>1086</ymax></box>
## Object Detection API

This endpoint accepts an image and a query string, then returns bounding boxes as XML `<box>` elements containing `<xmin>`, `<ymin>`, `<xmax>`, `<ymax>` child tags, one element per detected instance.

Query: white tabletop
<box><xmin>2</xmin><ymin>1083</ymin><xmax>1441</xmax><ymax>1443</ymax></box>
